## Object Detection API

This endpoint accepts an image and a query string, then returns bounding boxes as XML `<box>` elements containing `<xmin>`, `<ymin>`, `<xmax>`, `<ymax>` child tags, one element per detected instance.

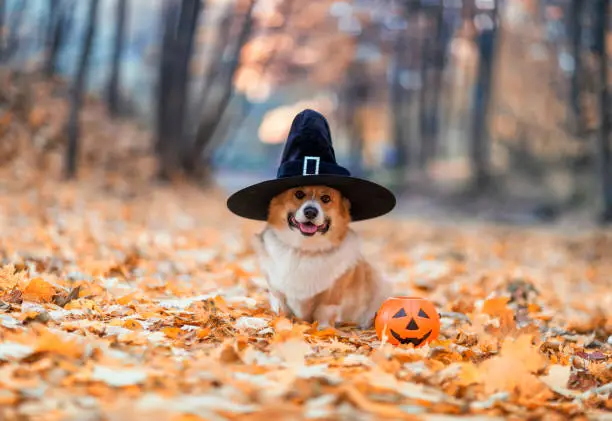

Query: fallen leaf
<box><xmin>162</xmin><ymin>327</ymin><xmax>182</xmax><ymax>339</ymax></box>
<box><xmin>341</xmin><ymin>385</ymin><xmax>416</xmax><ymax>419</ymax></box>
<box><xmin>0</xmin><ymin>342</ymin><xmax>35</xmax><ymax>361</ymax></box>
<box><xmin>36</xmin><ymin>329</ymin><xmax>83</xmax><ymax>358</ymax></box>
<box><xmin>540</xmin><ymin>365</ymin><xmax>577</xmax><ymax>398</ymax></box>
<box><xmin>53</xmin><ymin>285</ymin><xmax>81</xmax><ymax>307</ymax></box>
<box><xmin>123</xmin><ymin>319</ymin><xmax>144</xmax><ymax>331</ymax></box>
<box><xmin>0</xmin><ymin>264</ymin><xmax>26</xmax><ymax>291</ymax></box>
<box><xmin>91</xmin><ymin>365</ymin><xmax>148</xmax><ymax>387</ymax></box>
<box><xmin>235</xmin><ymin>316</ymin><xmax>268</xmax><ymax>331</ymax></box>
<box><xmin>479</xmin><ymin>335</ymin><xmax>549</xmax><ymax>397</ymax></box>
<box><xmin>22</xmin><ymin>278</ymin><xmax>56</xmax><ymax>303</ymax></box>
<box><xmin>270</xmin><ymin>338</ymin><xmax>311</xmax><ymax>368</ymax></box>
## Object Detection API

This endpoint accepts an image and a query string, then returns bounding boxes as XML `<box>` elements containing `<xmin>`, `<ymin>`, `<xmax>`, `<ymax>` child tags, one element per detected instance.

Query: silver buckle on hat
<box><xmin>303</xmin><ymin>156</ymin><xmax>320</xmax><ymax>176</ymax></box>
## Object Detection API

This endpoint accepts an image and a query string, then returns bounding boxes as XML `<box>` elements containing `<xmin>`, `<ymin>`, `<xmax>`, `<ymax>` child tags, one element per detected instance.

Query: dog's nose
<box><xmin>303</xmin><ymin>206</ymin><xmax>318</xmax><ymax>220</ymax></box>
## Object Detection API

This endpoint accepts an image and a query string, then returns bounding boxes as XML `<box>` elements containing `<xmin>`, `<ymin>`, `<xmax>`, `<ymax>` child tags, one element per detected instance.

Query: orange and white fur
<box><xmin>252</xmin><ymin>186</ymin><xmax>392</xmax><ymax>328</ymax></box>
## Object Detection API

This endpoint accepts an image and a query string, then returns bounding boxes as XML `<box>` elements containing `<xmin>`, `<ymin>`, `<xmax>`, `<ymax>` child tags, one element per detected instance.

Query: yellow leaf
<box><xmin>456</xmin><ymin>363</ymin><xmax>482</xmax><ymax>386</ymax></box>
<box><xmin>22</xmin><ymin>278</ymin><xmax>56</xmax><ymax>303</ymax></box>
<box><xmin>479</xmin><ymin>335</ymin><xmax>549</xmax><ymax>397</ymax></box>
<box><xmin>65</xmin><ymin>299</ymin><xmax>98</xmax><ymax>311</ymax></box>
<box><xmin>540</xmin><ymin>365</ymin><xmax>574</xmax><ymax>395</ymax></box>
<box><xmin>0</xmin><ymin>264</ymin><xmax>26</xmax><ymax>291</ymax></box>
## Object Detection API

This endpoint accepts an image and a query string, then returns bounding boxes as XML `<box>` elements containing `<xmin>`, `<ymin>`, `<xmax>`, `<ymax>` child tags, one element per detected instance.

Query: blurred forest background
<box><xmin>0</xmin><ymin>0</ymin><xmax>611</xmax><ymax>225</ymax></box>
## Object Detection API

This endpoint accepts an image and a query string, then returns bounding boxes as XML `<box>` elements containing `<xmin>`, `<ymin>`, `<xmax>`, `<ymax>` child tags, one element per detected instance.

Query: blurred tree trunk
<box><xmin>418</xmin><ymin>4</ymin><xmax>446</xmax><ymax>171</ymax></box>
<box><xmin>417</xmin><ymin>11</ymin><xmax>431</xmax><ymax>170</ymax></box>
<box><xmin>107</xmin><ymin>0</ymin><xmax>128</xmax><ymax>116</ymax></box>
<box><xmin>155</xmin><ymin>1</ymin><xmax>179</xmax><ymax>158</ymax></box>
<box><xmin>64</xmin><ymin>0</ymin><xmax>99</xmax><ymax>179</ymax></box>
<box><xmin>389</xmin><ymin>28</ymin><xmax>408</xmax><ymax>175</ymax></box>
<box><xmin>4</xmin><ymin>0</ymin><xmax>27</xmax><ymax>61</ymax></box>
<box><xmin>44</xmin><ymin>0</ymin><xmax>60</xmax><ymax>74</ymax></box>
<box><xmin>44</xmin><ymin>0</ymin><xmax>74</xmax><ymax>77</ymax></box>
<box><xmin>185</xmin><ymin>0</ymin><xmax>256</xmax><ymax>178</ymax></box>
<box><xmin>156</xmin><ymin>0</ymin><xmax>202</xmax><ymax>180</ymax></box>
<box><xmin>343</xmin><ymin>61</ymin><xmax>368</xmax><ymax>177</ymax></box>
<box><xmin>427</xmin><ymin>5</ymin><xmax>446</xmax><ymax>164</ymax></box>
<box><xmin>0</xmin><ymin>0</ymin><xmax>5</xmax><ymax>61</ymax></box>
<box><xmin>469</xmin><ymin>1</ymin><xmax>497</xmax><ymax>192</ymax></box>
<box><xmin>594</xmin><ymin>0</ymin><xmax>612</xmax><ymax>222</ymax></box>
<box><xmin>568</xmin><ymin>0</ymin><xmax>583</xmax><ymax>132</ymax></box>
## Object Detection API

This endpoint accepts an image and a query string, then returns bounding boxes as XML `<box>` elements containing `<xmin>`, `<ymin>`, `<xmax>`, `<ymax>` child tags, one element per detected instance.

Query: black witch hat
<box><xmin>226</xmin><ymin>109</ymin><xmax>396</xmax><ymax>221</ymax></box>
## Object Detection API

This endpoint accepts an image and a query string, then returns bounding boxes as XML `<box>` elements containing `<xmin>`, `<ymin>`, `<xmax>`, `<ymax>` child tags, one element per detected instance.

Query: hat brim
<box><xmin>226</xmin><ymin>175</ymin><xmax>396</xmax><ymax>222</ymax></box>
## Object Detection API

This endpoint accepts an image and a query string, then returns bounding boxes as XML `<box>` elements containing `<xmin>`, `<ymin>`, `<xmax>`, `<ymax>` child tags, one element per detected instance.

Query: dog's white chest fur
<box><xmin>258</xmin><ymin>229</ymin><xmax>361</xmax><ymax>302</ymax></box>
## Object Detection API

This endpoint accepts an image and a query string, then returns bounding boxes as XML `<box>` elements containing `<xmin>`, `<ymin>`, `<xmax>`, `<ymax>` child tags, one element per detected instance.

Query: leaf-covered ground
<box><xmin>0</xmin><ymin>175</ymin><xmax>611</xmax><ymax>421</ymax></box>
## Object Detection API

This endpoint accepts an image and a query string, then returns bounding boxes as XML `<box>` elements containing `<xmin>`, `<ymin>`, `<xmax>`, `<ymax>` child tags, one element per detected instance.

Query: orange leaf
<box><xmin>482</xmin><ymin>296</ymin><xmax>516</xmax><ymax>335</ymax></box>
<box><xmin>196</xmin><ymin>328</ymin><xmax>211</xmax><ymax>339</ymax></box>
<box><xmin>482</xmin><ymin>296</ymin><xmax>511</xmax><ymax>317</ymax></box>
<box><xmin>341</xmin><ymin>385</ymin><xmax>415</xmax><ymax>419</ymax></box>
<box><xmin>65</xmin><ymin>299</ymin><xmax>98</xmax><ymax>311</ymax></box>
<box><xmin>123</xmin><ymin>320</ymin><xmax>143</xmax><ymax>331</ymax></box>
<box><xmin>22</xmin><ymin>278</ymin><xmax>56</xmax><ymax>303</ymax></box>
<box><xmin>28</xmin><ymin>107</ymin><xmax>47</xmax><ymax>129</ymax></box>
<box><xmin>212</xmin><ymin>295</ymin><xmax>230</xmax><ymax>313</ymax></box>
<box><xmin>162</xmin><ymin>327</ymin><xmax>182</xmax><ymax>339</ymax></box>
<box><xmin>310</xmin><ymin>327</ymin><xmax>338</xmax><ymax>338</ymax></box>
<box><xmin>0</xmin><ymin>390</ymin><xmax>17</xmax><ymax>405</ymax></box>
<box><xmin>172</xmin><ymin>415</ymin><xmax>206</xmax><ymax>421</ymax></box>
<box><xmin>527</xmin><ymin>303</ymin><xmax>541</xmax><ymax>313</ymax></box>
<box><xmin>36</xmin><ymin>329</ymin><xmax>83</xmax><ymax>358</ymax></box>
<box><xmin>117</xmin><ymin>292</ymin><xmax>137</xmax><ymax>306</ymax></box>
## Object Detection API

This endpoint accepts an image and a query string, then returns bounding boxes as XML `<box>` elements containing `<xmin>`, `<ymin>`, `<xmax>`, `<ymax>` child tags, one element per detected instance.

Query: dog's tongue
<box><xmin>299</xmin><ymin>223</ymin><xmax>318</xmax><ymax>234</ymax></box>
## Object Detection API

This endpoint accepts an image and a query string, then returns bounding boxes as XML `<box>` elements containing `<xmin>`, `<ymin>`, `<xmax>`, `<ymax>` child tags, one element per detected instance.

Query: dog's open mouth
<box><xmin>288</xmin><ymin>214</ymin><xmax>330</xmax><ymax>236</ymax></box>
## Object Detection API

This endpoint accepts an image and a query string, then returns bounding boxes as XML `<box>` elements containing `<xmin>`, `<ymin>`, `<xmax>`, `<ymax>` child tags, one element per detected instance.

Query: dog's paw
<box><xmin>313</xmin><ymin>305</ymin><xmax>339</xmax><ymax>329</ymax></box>
<box><xmin>358</xmin><ymin>319</ymin><xmax>374</xmax><ymax>330</ymax></box>
<box><xmin>269</xmin><ymin>292</ymin><xmax>292</xmax><ymax>317</ymax></box>
<box><xmin>316</xmin><ymin>320</ymin><xmax>332</xmax><ymax>330</ymax></box>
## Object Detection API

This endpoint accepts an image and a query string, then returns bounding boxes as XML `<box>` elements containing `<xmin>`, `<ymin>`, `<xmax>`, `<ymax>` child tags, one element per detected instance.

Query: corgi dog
<box><xmin>252</xmin><ymin>185</ymin><xmax>392</xmax><ymax>328</ymax></box>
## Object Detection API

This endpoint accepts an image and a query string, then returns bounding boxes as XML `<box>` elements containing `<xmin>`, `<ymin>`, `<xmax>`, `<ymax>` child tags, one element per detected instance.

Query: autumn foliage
<box><xmin>0</xmin><ymin>160</ymin><xmax>610</xmax><ymax>420</ymax></box>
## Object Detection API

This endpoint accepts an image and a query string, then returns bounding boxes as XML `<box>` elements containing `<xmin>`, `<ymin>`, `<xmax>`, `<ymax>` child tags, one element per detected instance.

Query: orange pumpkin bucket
<box><xmin>375</xmin><ymin>296</ymin><xmax>440</xmax><ymax>347</ymax></box>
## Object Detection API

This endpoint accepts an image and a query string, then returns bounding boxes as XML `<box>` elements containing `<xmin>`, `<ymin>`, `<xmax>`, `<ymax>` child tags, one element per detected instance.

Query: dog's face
<box><xmin>267</xmin><ymin>186</ymin><xmax>351</xmax><ymax>250</ymax></box>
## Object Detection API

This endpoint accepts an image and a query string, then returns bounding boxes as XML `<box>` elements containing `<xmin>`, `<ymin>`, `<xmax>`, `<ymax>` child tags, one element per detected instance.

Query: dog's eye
<box><xmin>321</xmin><ymin>195</ymin><xmax>331</xmax><ymax>203</ymax></box>
<box><xmin>294</xmin><ymin>190</ymin><xmax>305</xmax><ymax>199</ymax></box>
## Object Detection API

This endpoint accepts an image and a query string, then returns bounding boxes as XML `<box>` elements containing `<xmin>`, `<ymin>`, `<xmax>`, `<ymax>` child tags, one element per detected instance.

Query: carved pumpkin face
<box><xmin>375</xmin><ymin>297</ymin><xmax>440</xmax><ymax>347</ymax></box>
